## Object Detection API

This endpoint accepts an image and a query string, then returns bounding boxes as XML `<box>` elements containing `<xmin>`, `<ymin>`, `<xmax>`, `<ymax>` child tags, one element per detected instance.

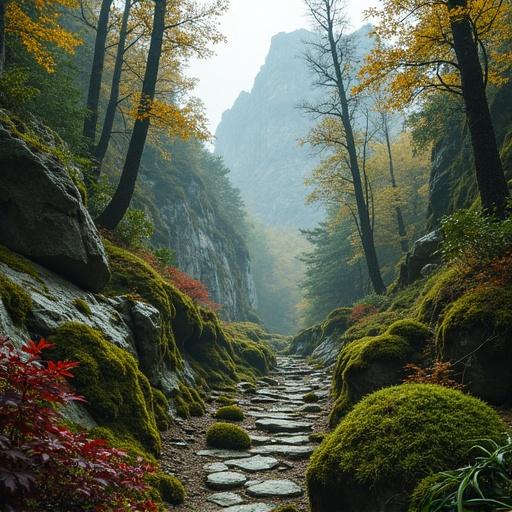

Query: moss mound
<box><xmin>206</xmin><ymin>422</ymin><xmax>251</xmax><ymax>450</ymax></box>
<box><xmin>171</xmin><ymin>383</ymin><xmax>205</xmax><ymax>419</ymax></box>
<box><xmin>303</xmin><ymin>392</ymin><xmax>319</xmax><ymax>403</ymax></box>
<box><xmin>330</xmin><ymin>319</ymin><xmax>430</xmax><ymax>425</ymax></box>
<box><xmin>308</xmin><ymin>384</ymin><xmax>506</xmax><ymax>512</ymax></box>
<box><xmin>148</xmin><ymin>473</ymin><xmax>185</xmax><ymax>505</ymax></box>
<box><xmin>215</xmin><ymin>405</ymin><xmax>244</xmax><ymax>422</ymax></box>
<box><xmin>0</xmin><ymin>273</ymin><xmax>32</xmax><ymax>326</ymax></box>
<box><xmin>49</xmin><ymin>322</ymin><xmax>162</xmax><ymax>455</ymax></box>
<box><xmin>217</xmin><ymin>395</ymin><xmax>237</xmax><ymax>406</ymax></box>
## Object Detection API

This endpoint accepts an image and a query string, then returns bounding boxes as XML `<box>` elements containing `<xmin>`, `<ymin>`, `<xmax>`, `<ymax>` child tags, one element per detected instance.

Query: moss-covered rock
<box><xmin>206</xmin><ymin>422</ymin><xmax>251</xmax><ymax>450</ymax></box>
<box><xmin>72</xmin><ymin>298</ymin><xmax>92</xmax><ymax>317</ymax></box>
<box><xmin>0</xmin><ymin>244</ymin><xmax>41</xmax><ymax>281</ymax></box>
<box><xmin>148</xmin><ymin>473</ymin><xmax>185</xmax><ymax>505</ymax></box>
<box><xmin>171</xmin><ymin>383</ymin><xmax>205</xmax><ymax>419</ymax></box>
<box><xmin>49</xmin><ymin>322</ymin><xmax>162</xmax><ymax>455</ymax></box>
<box><xmin>437</xmin><ymin>285</ymin><xmax>512</xmax><ymax>403</ymax></box>
<box><xmin>215</xmin><ymin>405</ymin><xmax>244</xmax><ymax>422</ymax></box>
<box><xmin>330</xmin><ymin>319</ymin><xmax>430</xmax><ymax>426</ymax></box>
<box><xmin>303</xmin><ymin>392</ymin><xmax>319</xmax><ymax>403</ymax></box>
<box><xmin>308</xmin><ymin>384</ymin><xmax>506</xmax><ymax>512</ymax></box>
<box><xmin>0</xmin><ymin>273</ymin><xmax>32</xmax><ymax>326</ymax></box>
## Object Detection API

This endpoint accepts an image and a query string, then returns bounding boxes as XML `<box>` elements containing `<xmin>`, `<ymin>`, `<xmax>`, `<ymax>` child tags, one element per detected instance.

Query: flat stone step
<box><xmin>246</xmin><ymin>479</ymin><xmax>303</xmax><ymax>498</ymax></box>
<box><xmin>197</xmin><ymin>449</ymin><xmax>252</xmax><ymax>459</ymax></box>
<box><xmin>207</xmin><ymin>492</ymin><xmax>244</xmax><ymax>507</ymax></box>
<box><xmin>224</xmin><ymin>504</ymin><xmax>274</xmax><ymax>512</ymax></box>
<box><xmin>255</xmin><ymin>418</ymin><xmax>313</xmax><ymax>433</ymax></box>
<box><xmin>225</xmin><ymin>455</ymin><xmax>279</xmax><ymax>472</ymax></box>
<box><xmin>206</xmin><ymin>471</ymin><xmax>247</xmax><ymax>490</ymax></box>
<box><xmin>203</xmin><ymin>462</ymin><xmax>229</xmax><ymax>473</ymax></box>
<box><xmin>250</xmin><ymin>444</ymin><xmax>314</xmax><ymax>460</ymax></box>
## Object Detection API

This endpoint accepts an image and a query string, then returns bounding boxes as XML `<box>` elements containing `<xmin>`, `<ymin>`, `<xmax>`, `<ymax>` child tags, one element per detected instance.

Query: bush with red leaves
<box><xmin>165</xmin><ymin>267</ymin><xmax>221</xmax><ymax>311</ymax></box>
<box><xmin>0</xmin><ymin>336</ymin><xmax>157</xmax><ymax>511</ymax></box>
<box><xmin>348</xmin><ymin>304</ymin><xmax>380</xmax><ymax>325</ymax></box>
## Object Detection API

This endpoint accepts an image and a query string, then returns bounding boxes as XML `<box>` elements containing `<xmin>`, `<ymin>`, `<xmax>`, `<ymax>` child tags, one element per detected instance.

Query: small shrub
<box><xmin>303</xmin><ymin>392</ymin><xmax>319</xmax><ymax>403</ymax></box>
<box><xmin>441</xmin><ymin>207</ymin><xmax>512</xmax><ymax>268</ymax></box>
<box><xmin>72</xmin><ymin>297</ymin><xmax>92</xmax><ymax>317</ymax></box>
<box><xmin>206</xmin><ymin>422</ymin><xmax>251</xmax><ymax>450</ymax></box>
<box><xmin>147</xmin><ymin>473</ymin><xmax>185</xmax><ymax>505</ymax></box>
<box><xmin>348</xmin><ymin>303</ymin><xmax>380</xmax><ymax>325</ymax></box>
<box><xmin>116</xmin><ymin>208</ymin><xmax>154</xmax><ymax>248</ymax></box>
<box><xmin>411</xmin><ymin>437</ymin><xmax>512</xmax><ymax>511</ymax></box>
<box><xmin>0</xmin><ymin>336</ymin><xmax>157</xmax><ymax>511</ymax></box>
<box><xmin>153</xmin><ymin>247</ymin><xmax>176</xmax><ymax>268</ymax></box>
<box><xmin>215</xmin><ymin>405</ymin><xmax>244</xmax><ymax>422</ymax></box>
<box><xmin>404</xmin><ymin>360</ymin><xmax>464</xmax><ymax>390</ymax></box>
<box><xmin>217</xmin><ymin>395</ymin><xmax>236</xmax><ymax>406</ymax></box>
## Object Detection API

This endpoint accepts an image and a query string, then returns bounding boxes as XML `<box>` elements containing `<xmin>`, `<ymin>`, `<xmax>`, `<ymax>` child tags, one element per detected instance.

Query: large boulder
<box><xmin>329</xmin><ymin>319</ymin><xmax>430</xmax><ymax>426</ymax></box>
<box><xmin>307</xmin><ymin>384</ymin><xmax>506</xmax><ymax>512</ymax></box>
<box><xmin>398</xmin><ymin>230</ymin><xmax>442</xmax><ymax>287</ymax></box>
<box><xmin>0</xmin><ymin>122</ymin><xmax>110</xmax><ymax>292</ymax></box>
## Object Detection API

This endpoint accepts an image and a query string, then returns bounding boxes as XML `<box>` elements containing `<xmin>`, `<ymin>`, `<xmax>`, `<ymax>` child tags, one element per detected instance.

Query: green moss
<box><xmin>49</xmin><ymin>322</ymin><xmax>161</xmax><ymax>455</ymax></box>
<box><xmin>303</xmin><ymin>392</ymin><xmax>319</xmax><ymax>403</ymax></box>
<box><xmin>147</xmin><ymin>473</ymin><xmax>185</xmax><ymax>505</ymax></box>
<box><xmin>438</xmin><ymin>286</ymin><xmax>512</xmax><ymax>355</ymax></box>
<box><xmin>0</xmin><ymin>245</ymin><xmax>41</xmax><ymax>281</ymax></box>
<box><xmin>152</xmin><ymin>388</ymin><xmax>171</xmax><ymax>431</ymax></box>
<box><xmin>171</xmin><ymin>383</ymin><xmax>205</xmax><ymax>419</ymax></box>
<box><xmin>215</xmin><ymin>405</ymin><xmax>244</xmax><ymax>422</ymax></box>
<box><xmin>309</xmin><ymin>432</ymin><xmax>327</xmax><ymax>443</ymax></box>
<box><xmin>408</xmin><ymin>473</ymin><xmax>454</xmax><ymax>512</ymax></box>
<box><xmin>0</xmin><ymin>273</ymin><xmax>32</xmax><ymax>326</ymax></box>
<box><xmin>72</xmin><ymin>298</ymin><xmax>92</xmax><ymax>317</ymax></box>
<box><xmin>308</xmin><ymin>384</ymin><xmax>506</xmax><ymax>512</ymax></box>
<box><xmin>272</xmin><ymin>506</ymin><xmax>300</xmax><ymax>512</ymax></box>
<box><xmin>206</xmin><ymin>422</ymin><xmax>251</xmax><ymax>450</ymax></box>
<box><xmin>330</xmin><ymin>319</ymin><xmax>430</xmax><ymax>426</ymax></box>
<box><xmin>323</xmin><ymin>307</ymin><xmax>352</xmax><ymax>336</ymax></box>
<box><xmin>343</xmin><ymin>310</ymin><xmax>401</xmax><ymax>344</ymax></box>
<box><xmin>217</xmin><ymin>395</ymin><xmax>237</xmax><ymax>406</ymax></box>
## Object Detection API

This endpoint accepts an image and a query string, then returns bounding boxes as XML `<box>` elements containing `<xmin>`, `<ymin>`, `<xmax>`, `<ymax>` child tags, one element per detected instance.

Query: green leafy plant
<box><xmin>414</xmin><ymin>437</ymin><xmax>512</xmax><ymax>511</ymax></box>
<box><xmin>441</xmin><ymin>208</ymin><xmax>512</xmax><ymax>268</ymax></box>
<box><xmin>116</xmin><ymin>209</ymin><xmax>154</xmax><ymax>248</ymax></box>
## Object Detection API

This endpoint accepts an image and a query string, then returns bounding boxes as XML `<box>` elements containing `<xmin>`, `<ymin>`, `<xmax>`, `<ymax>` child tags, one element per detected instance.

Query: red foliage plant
<box><xmin>404</xmin><ymin>360</ymin><xmax>464</xmax><ymax>390</ymax></box>
<box><xmin>0</xmin><ymin>336</ymin><xmax>157</xmax><ymax>511</ymax></box>
<box><xmin>164</xmin><ymin>267</ymin><xmax>221</xmax><ymax>311</ymax></box>
<box><xmin>348</xmin><ymin>304</ymin><xmax>380</xmax><ymax>325</ymax></box>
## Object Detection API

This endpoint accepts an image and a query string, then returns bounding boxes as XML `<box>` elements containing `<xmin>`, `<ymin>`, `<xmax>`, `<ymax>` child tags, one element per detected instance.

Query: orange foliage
<box><xmin>348</xmin><ymin>304</ymin><xmax>380</xmax><ymax>325</ymax></box>
<box><xmin>404</xmin><ymin>360</ymin><xmax>464</xmax><ymax>390</ymax></box>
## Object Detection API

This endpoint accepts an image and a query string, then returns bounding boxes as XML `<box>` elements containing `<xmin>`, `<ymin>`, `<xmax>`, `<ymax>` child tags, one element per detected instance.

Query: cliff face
<box><xmin>137</xmin><ymin>141</ymin><xmax>258</xmax><ymax>322</ymax></box>
<box><xmin>215</xmin><ymin>25</ymin><xmax>374</xmax><ymax>229</ymax></box>
<box><xmin>427</xmin><ymin>82</ymin><xmax>512</xmax><ymax>227</ymax></box>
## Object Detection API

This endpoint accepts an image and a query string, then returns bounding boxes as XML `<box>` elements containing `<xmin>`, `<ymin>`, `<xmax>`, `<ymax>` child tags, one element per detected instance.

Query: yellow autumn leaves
<box><xmin>6</xmin><ymin>0</ymin><xmax>81</xmax><ymax>73</ymax></box>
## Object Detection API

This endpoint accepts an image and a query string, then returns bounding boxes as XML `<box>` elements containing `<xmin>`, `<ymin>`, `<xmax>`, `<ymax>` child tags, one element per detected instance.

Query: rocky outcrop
<box><xmin>0</xmin><ymin>121</ymin><xmax>110</xmax><ymax>292</ymax></box>
<box><xmin>139</xmin><ymin>144</ymin><xmax>258</xmax><ymax>322</ymax></box>
<box><xmin>398</xmin><ymin>231</ymin><xmax>442</xmax><ymax>287</ymax></box>
<box><xmin>215</xmin><ymin>26</ymin><xmax>374</xmax><ymax>229</ymax></box>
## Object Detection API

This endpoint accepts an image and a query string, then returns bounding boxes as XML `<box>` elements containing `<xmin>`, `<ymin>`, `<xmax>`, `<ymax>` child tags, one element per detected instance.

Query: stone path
<box><xmin>163</xmin><ymin>356</ymin><xmax>331</xmax><ymax>511</ymax></box>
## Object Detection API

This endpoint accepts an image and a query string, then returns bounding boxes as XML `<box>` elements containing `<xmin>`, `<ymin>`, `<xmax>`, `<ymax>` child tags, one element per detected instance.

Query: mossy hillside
<box><xmin>49</xmin><ymin>322</ymin><xmax>163</xmax><ymax>455</ymax></box>
<box><xmin>307</xmin><ymin>384</ymin><xmax>507</xmax><ymax>512</ymax></box>
<box><xmin>0</xmin><ymin>273</ymin><xmax>32</xmax><ymax>327</ymax></box>
<box><xmin>206</xmin><ymin>422</ymin><xmax>251</xmax><ymax>450</ymax></box>
<box><xmin>330</xmin><ymin>320</ymin><xmax>430</xmax><ymax>426</ymax></box>
<box><xmin>215</xmin><ymin>405</ymin><xmax>244</xmax><ymax>421</ymax></box>
<box><xmin>343</xmin><ymin>310</ymin><xmax>402</xmax><ymax>345</ymax></box>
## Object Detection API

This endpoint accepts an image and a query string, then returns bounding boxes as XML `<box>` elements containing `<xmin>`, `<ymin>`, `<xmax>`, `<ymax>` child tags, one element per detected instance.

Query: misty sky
<box><xmin>188</xmin><ymin>0</ymin><xmax>378</xmax><ymax>135</ymax></box>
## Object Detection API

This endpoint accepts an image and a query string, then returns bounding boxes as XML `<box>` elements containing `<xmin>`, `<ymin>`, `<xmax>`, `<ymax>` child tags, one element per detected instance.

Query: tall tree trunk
<box><xmin>96</xmin><ymin>0</ymin><xmax>166</xmax><ymax>230</ymax></box>
<box><xmin>93</xmin><ymin>0</ymin><xmax>131</xmax><ymax>177</ymax></box>
<box><xmin>326</xmin><ymin>12</ymin><xmax>386</xmax><ymax>294</ymax></box>
<box><xmin>448</xmin><ymin>0</ymin><xmax>509</xmax><ymax>215</ymax></box>
<box><xmin>382</xmin><ymin>114</ymin><xmax>408</xmax><ymax>253</ymax></box>
<box><xmin>83</xmin><ymin>0</ymin><xmax>114</xmax><ymax>148</ymax></box>
<box><xmin>0</xmin><ymin>0</ymin><xmax>6</xmax><ymax>78</ymax></box>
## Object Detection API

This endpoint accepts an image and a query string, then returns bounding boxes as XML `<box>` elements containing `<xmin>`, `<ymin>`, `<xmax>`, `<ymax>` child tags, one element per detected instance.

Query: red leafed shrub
<box><xmin>0</xmin><ymin>336</ymin><xmax>157</xmax><ymax>511</ymax></box>
<box><xmin>404</xmin><ymin>360</ymin><xmax>464</xmax><ymax>390</ymax></box>
<box><xmin>348</xmin><ymin>304</ymin><xmax>380</xmax><ymax>325</ymax></box>
<box><xmin>165</xmin><ymin>267</ymin><xmax>221</xmax><ymax>311</ymax></box>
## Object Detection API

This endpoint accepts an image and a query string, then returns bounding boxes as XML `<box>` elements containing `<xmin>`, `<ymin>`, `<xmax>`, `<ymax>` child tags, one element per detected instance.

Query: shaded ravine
<box><xmin>162</xmin><ymin>356</ymin><xmax>332</xmax><ymax>511</ymax></box>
